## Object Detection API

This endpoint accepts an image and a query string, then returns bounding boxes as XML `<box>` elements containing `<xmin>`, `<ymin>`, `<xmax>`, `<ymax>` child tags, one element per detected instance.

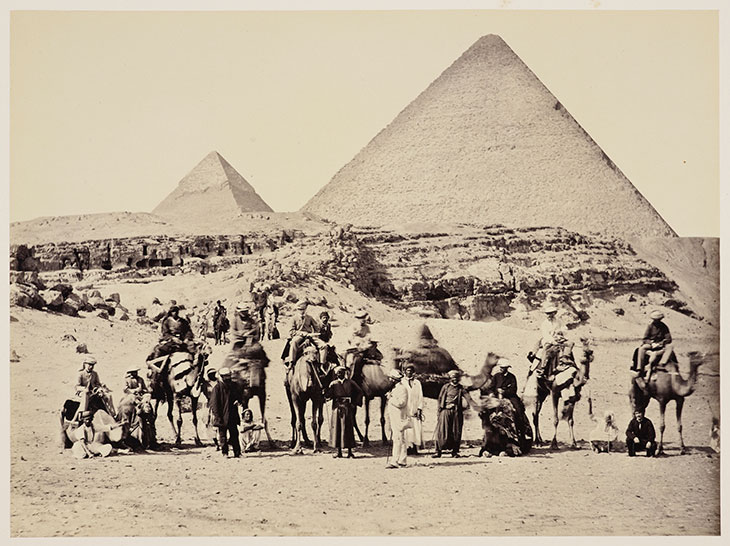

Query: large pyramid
<box><xmin>153</xmin><ymin>151</ymin><xmax>273</xmax><ymax>223</ymax></box>
<box><xmin>303</xmin><ymin>35</ymin><xmax>676</xmax><ymax>239</ymax></box>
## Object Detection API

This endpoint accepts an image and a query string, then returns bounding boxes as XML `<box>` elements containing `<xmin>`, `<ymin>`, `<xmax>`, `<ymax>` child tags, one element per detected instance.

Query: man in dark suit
<box><xmin>626</xmin><ymin>409</ymin><xmax>657</xmax><ymax>457</ymax></box>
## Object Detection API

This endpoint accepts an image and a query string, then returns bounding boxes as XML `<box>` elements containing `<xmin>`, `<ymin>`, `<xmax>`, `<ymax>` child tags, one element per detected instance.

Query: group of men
<box><xmin>68</xmin><ymin>295</ymin><xmax>672</xmax><ymax>461</ymax></box>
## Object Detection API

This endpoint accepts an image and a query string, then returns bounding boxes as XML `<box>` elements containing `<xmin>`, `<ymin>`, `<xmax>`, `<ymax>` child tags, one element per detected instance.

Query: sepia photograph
<box><xmin>5</xmin><ymin>1</ymin><xmax>724</xmax><ymax>539</ymax></box>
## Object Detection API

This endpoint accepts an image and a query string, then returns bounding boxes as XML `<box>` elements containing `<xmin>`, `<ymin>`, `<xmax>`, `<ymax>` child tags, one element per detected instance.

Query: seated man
<box><xmin>286</xmin><ymin>301</ymin><xmax>327</xmax><ymax>366</ymax></box>
<box><xmin>147</xmin><ymin>305</ymin><xmax>196</xmax><ymax>362</ymax></box>
<box><xmin>626</xmin><ymin>409</ymin><xmax>656</xmax><ymax>457</ymax></box>
<box><xmin>241</xmin><ymin>408</ymin><xmax>264</xmax><ymax>453</ymax></box>
<box><xmin>634</xmin><ymin>310</ymin><xmax>673</xmax><ymax>386</ymax></box>
<box><xmin>71</xmin><ymin>410</ymin><xmax>121</xmax><ymax>459</ymax></box>
<box><xmin>123</xmin><ymin>367</ymin><xmax>147</xmax><ymax>400</ymax></box>
<box><xmin>531</xmin><ymin>303</ymin><xmax>574</xmax><ymax>378</ymax></box>
<box><xmin>75</xmin><ymin>356</ymin><xmax>115</xmax><ymax>417</ymax></box>
<box><xmin>345</xmin><ymin>310</ymin><xmax>374</xmax><ymax>380</ymax></box>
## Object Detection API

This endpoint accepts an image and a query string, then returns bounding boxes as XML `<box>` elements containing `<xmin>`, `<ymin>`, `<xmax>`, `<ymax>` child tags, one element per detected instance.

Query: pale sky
<box><xmin>9</xmin><ymin>9</ymin><xmax>719</xmax><ymax>236</ymax></box>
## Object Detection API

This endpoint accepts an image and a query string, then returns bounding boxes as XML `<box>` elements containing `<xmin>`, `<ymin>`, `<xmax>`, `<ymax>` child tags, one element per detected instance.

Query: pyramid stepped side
<box><xmin>153</xmin><ymin>152</ymin><xmax>272</xmax><ymax>222</ymax></box>
<box><xmin>303</xmin><ymin>35</ymin><xmax>676</xmax><ymax>239</ymax></box>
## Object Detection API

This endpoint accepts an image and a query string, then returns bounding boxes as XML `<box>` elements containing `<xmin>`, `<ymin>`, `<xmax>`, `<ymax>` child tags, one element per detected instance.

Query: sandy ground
<box><xmin>9</xmin><ymin>285</ymin><xmax>720</xmax><ymax>537</ymax></box>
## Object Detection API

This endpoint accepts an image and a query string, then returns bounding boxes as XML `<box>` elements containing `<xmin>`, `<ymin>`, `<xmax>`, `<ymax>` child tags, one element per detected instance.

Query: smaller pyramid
<box><xmin>153</xmin><ymin>152</ymin><xmax>272</xmax><ymax>223</ymax></box>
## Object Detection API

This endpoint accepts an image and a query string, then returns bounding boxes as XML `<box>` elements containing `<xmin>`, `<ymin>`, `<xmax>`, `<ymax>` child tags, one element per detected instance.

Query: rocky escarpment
<box><xmin>342</xmin><ymin>224</ymin><xmax>677</xmax><ymax>320</ymax></box>
<box><xmin>10</xmin><ymin>231</ymin><xmax>299</xmax><ymax>274</ymax></box>
<box><xmin>229</xmin><ymin>223</ymin><xmax>681</xmax><ymax>323</ymax></box>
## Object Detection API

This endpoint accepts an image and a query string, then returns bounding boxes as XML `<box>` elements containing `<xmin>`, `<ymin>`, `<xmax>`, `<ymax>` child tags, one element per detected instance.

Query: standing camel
<box><xmin>522</xmin><ymin>339</ymin><xmax>594</xmax><ymax>449</ymax></box>
<box><xmin>149</xmin><ymin>351</ymin><xmax>207</xmax><ymax>446</ymax></box>
<box><xmin>286</xmin><ymin>352</ymin><xmax>332</xmax><ymax>454</ymax></box>
<box><xmin>629</xmin><ymin>350</ymin><xmax>703</xmax><ymax>455</ymax></box>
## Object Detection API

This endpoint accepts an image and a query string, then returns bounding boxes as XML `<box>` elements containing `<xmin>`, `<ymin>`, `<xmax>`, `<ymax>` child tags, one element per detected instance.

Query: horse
<box><xmin>214</xmin><ymin>313</ymin><xmax>229</xmax><ymax>345</ymax></box>
<box><xmin>148</xmin><ymin>349</ymin><xmax>207</xmax><ymax>446</ymax></box>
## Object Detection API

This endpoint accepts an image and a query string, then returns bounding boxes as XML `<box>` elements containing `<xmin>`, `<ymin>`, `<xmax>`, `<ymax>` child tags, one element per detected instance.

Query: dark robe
<box><xmin>434</xmin><ymin>382</ymin><xmax>469</xmax><ymax>453</ymax></box>
<box><xmin>626</xmin><ymin>416</ymin><xmax>657</xmax><ymax>456</ymax></box>
<box><xmin>328</xmin><ymin>378</ymin><xmax>363</xmax><ymax>449</ymax></box>
<box><xmin>642</xmin><ymin>321</ymin><xmax>672</xmax><ymax>347</ymax></box>
<box><xmin>209</xmin><ymin>380</ymin><xmax>244</xmax><ymax>428</ymax></box>
<box><xmin>319</xmin><ymin>322</ymin><xmax>333</xmax><ymax>343</ymax></box>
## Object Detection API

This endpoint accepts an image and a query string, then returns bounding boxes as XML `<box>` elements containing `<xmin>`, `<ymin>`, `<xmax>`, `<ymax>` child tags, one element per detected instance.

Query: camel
<box><xmin>628</xmin><ymin>350</ymin><xmax>703</xmax><ymax>455</ymax></box>
<box><xmin>463</xmin><ymin>354</ymin><xmax>533</xmax><ymax>457</ymax></box>
<box><xmin>285</xmin><ymin>352</ymin><xmax>332</xmax><ymax>454</ymax></box>
<box><xmin>521</xmin><ymin>339</ymin><xmax>594</xmax><ymax>449</ymax></box>
<box><xmin>149</xmin><ymin>351</ymin><xmax>207</xmax><ymax>446</ymax></box>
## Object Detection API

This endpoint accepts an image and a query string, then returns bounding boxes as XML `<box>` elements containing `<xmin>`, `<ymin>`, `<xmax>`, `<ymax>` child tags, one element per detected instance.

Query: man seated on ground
<box><xmin>530</xmin><ymin>303</ymin><xmax>574</xmax><ymax>378</ymax></box>
<box><xmin>71</xmin><ymin>410</ymin><xmax>121</xmax><ymax>459</ymax></box>
<box><xmin>241</xmin><ymin>409</ymin><xmax>264</xmax><ymax>453</ymax></box>
<box><xmin>634</xmin><ymin>310</ymin><xmax>673</xmax><ymax>389</ymax></box>
<box><xmin>626</xmin><ymin>409</ymin><xmax>656</xmax><ymax>457</ymax></box>
<box><xmin>286</xmin><ymin>301</ymin><xmax>327</xmax><ymax>366</ymax></box>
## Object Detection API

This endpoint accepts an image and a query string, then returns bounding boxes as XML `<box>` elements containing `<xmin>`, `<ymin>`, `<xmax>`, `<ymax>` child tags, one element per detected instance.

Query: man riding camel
<box><xmin>146</xmin><ymin>305</ymin><xmax>196</xmax><ymax>362</ymax></box>
<box><xmin>530</xmin><ymin>303</ymin><xmax>574</xmax><ymax>378</ymax></box>
<box><xmin>285</xmin><ymin>301</ymin><xmax>327</xmax><ymax>367</ymax></box>
<box><xmin>345</xmin><ymin>310</ymin><xmax>375</xmax><ymax>381</ymax></box>
<box><xmin>633</xmin><ymin>309</ymin><xmax>673</xmax><ymax>391</ymax></box>
<box><xmin>75</xmin><ymin>356</ymin><xmax>115</xmax><ymax>417</ymax></box>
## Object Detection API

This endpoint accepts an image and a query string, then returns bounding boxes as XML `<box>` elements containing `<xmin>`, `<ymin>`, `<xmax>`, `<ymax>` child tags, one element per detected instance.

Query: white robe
<box><xmin>387</xmin><ymin>382</ymin><xmax>410</xmax><ymax>465</ymax></box>
<box><xmin>402</xmin><ymin>377</ymin><xmax>424</xmax><ymax>448</ymax></box>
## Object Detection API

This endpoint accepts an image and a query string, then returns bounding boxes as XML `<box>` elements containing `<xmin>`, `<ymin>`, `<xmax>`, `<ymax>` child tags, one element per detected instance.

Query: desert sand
<box><xmin>9</xmin><ymin>270</ymin><xmax>719</xmax><ymax>537</ymax></box>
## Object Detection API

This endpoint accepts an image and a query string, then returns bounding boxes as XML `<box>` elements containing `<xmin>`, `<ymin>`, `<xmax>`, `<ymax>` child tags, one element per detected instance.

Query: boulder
<box><xmin>136</xmin><ymin>307</ymin><xmax>147</xmax><ymax>317</ymax></box>
<box><xmin>10</xmin><ymin>315</ymin><xmax>18</xmax><ymax>323</ymax></box>
<box><xmin>41</xmin><ymin>289</ymin><xmax>64</xmax><ymax>308</ymax></box>
<box><xmin>97</xmin><ymin>309</ymin><xmax>110</xmax><ymax>320</ymax></box>
<box><xmin>50</xmin><ymin>283</ymin><xmax>74</xmax><ymax>298</ymax></box>
<box><xmin>88</xmin><ymin>289</ymin><xmax>102</xmax><ymax>299</ymax></box>
<box><xmin>10</xmin><ymin>271</ymin><xmax>46</xmax><ymax>290</ymax></box>
<box><xmin>61</xmin><ymin>334</ymin><xmax>77</xmax><ymax>342</ymax></box>
<box><xmin>10</xmin><ymin>283</ymin><xmax>45</xmax><ymax>309</ymax></box>
<box><xmin>10</xmin><ymin>350</ymin><xmax>20</xmax><ymax>363</ymax></box>
<box><xmin>136</xmin><ymin>317</ymin><xmax>152</xmax><ymax>326</ymax></box>
<box><xmin>107</xmin><ymin>292</ymin><xmax>121</xmax><ymax>304</ymax></box>
<box><xmin>119</xmin><ymin>312</ymin><xmax>129</xmax><ymax>321</ymax></box>
<box><xmin>76</xmin><ymin>343</ymin><xmax>88</xmax><ymax>354</ymax></box>
<box><xmin>58</xmin><ymin>303</ymin><xmax>78</xmax><ymax>317</ymax></box>
<box><xmin>64</xmin><ymin>293</ymin><xmax>86</xmax><ymax>314</ymax></box>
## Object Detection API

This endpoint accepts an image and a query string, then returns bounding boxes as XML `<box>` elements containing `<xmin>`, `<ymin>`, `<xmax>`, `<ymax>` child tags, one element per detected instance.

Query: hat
<box><xmin>497</xmin><ymin>359</ymin><xmax>511</xmax><ymax>369</ymax></box>
<box><xmin>206</xmin><ymin>367</ymin><xmax>218</xmax><ymax>377</ymax></box>
<box><xmin>169</xmin><ymin>305</ymin><xmax>180</xmax><ymax>313</ymax></box>
<box><xmin>218</xmin><ymin>367</ymin><xmax>231</xmax><ymax>377</ymax></box>
<box><xmin>333</xmin><ymin>365</ymin><xmax>346</xmax><ymax>374</ymax></box>
<box><xmin>355</xmin><ymin>310</ymin><xmax>368</xmax><ymax>319</ymax></box>
<box><xmin>387</xmin><ymin>369</ymin><xmax>403</xmax><ymax>381</ymax></box>
<box><xmin>236</xmin><ymin>302</ymin><xmax>249</xmax><ymax>311</ymax></box>
<box><xmin>542</xmin><ymin>303</ymin><xmax>558</xmax><ymax>314</ymax></box>
<box><xmin>303</xmin><ymin>346</ymin><xmax>318</xmax><ymax>356</ymax></box>
<box><xmin>319</xmin><ymin>310</ymin><xmax>330</xmax><ymax>318</ymax></box>
<box><xmin>650</xmin><ymin>310</ymin><xmax>664</xmax><ymax>320</ymax></box>
<box><xmin>404</xmin><ymin>363</ymin><xmax>415</xmax><ymax>371</ymax></box>
<box><xmin>82</xmin><ymin>356</ymin><xmax>97</xmax><ymax>366</ymax></box>
<box><xmin>296</xmin><ymin>301</ymin><xmax>308</xmax><ymax>310</ymax></box>
<box><xmin>447</xmin><ymin>370</ymin><xmax>462</xmax><ymax>378</ymax></box>
<box><xmin>126</xmin><ymin>366</ymin><xmax>139</xmax><ymax>374</ymax></box>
